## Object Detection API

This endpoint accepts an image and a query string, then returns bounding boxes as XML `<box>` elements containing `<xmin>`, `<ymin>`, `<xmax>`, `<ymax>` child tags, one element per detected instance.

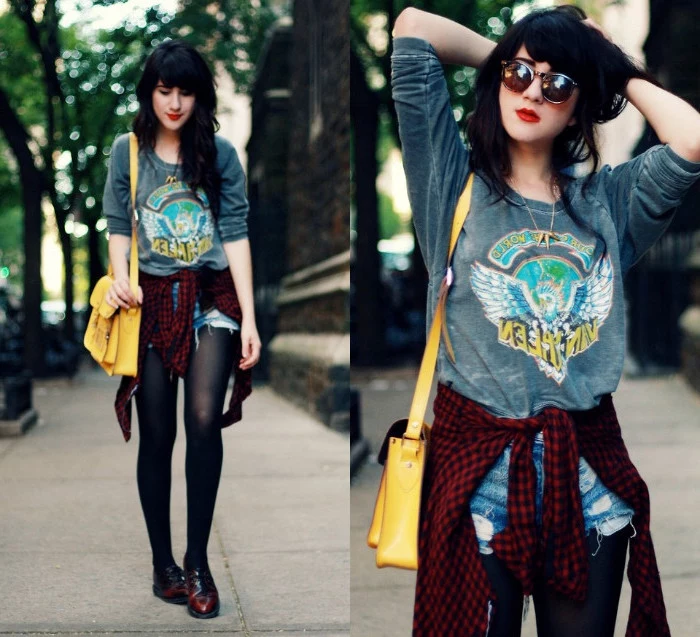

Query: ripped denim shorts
<box><xmin>470</xmin><ymin>432</ymin><xmax>634</xmax><ymax>555</ymax></box>
<box><xmin>148</xmin><ymin>281</ymin><xmax>240</xmax><ymax>349</ymax></box>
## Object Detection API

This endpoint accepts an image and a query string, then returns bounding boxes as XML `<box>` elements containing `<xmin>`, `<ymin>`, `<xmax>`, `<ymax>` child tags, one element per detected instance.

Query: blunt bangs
<box><xmin>496</xmin><ymin>8</ymin><xmax>594</xmax><ymax>87</ymax></box>
<box><xmin>136</xmin><ymin>40</ymin><xmax>216</xmax><ymax>109</ymax></box>
<box><xmin>156</xmin><ymin>50</ymin><xmax>206</xmax><ymax>94</ymax></box>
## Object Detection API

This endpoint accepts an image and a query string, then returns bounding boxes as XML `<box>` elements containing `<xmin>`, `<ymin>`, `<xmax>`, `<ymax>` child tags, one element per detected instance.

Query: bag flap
<box><xmin>377</xmin><ymin>419</ymin><xmax>431</xmax><ymax>466</ymax></box>
<box><xmin>89</xmin><ymin>276</ymin><xmax>114</xmax><ymax>308</ymax></box>
<box><xmin>98</xmin><ymin>302</ymin><xmax>118</xmax><ymax>319</ymax></box>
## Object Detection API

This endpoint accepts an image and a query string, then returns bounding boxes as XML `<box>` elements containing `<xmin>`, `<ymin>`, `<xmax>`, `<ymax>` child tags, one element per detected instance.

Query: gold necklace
<box><xmin>164</xmin><ymin>160</ymin><xmax>179</xmax><ymax>185</ymax></box>
<box><xmin>509</xmin><ymin>179</ymin><xmax>560</xmax><ymax>250</ymax></box>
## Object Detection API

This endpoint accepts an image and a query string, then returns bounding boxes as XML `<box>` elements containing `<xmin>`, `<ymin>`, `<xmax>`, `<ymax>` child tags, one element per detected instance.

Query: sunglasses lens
<box><xmin>542</xmin><ymin>74</ymin><xmax>575</xmax><ymax>103</ymax></box>
<box><xmin>502</xmin><ymin>62</ymin><xmax>533</xmax><ymax>93</ymax></box>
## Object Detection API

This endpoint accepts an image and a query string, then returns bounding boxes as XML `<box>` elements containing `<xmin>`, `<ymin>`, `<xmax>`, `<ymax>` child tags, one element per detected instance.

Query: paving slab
<box><xmin>230</xmin><ymin>549</ymin><xmax>350</xmax><ymax>632</ymax></box>
<box><xmin>215</xmin><ymin>476</ymin><xmax>349</xmax><ymax>554</ymax></box>
<box><xmin>0</xmin><ymin>368</ymin><xmax>349</xmax><ymax>634</ymax></box>
<box><xmin>0</xmin><ymin>551</ymin><xmax>241</xmax><ymax>632</ymax></box>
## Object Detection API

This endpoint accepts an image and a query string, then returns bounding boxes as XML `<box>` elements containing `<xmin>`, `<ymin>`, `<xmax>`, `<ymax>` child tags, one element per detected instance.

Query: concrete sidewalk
<box><xmin>351</xmin><ymin>371</ymin><xmax>700</xmax><ymax>637</ymax></box>
<box><xmin>0</xmin><ymin>365</ymin><xmax>349</xmax><ymax>636</ymax></box>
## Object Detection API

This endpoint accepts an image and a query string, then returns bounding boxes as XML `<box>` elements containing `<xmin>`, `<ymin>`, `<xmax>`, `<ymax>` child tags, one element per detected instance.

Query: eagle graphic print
<box><xmin>139</xmin><ymin>180</ymin><xmax>215</xmax><ymax>266</ymax></box>
<box><xmin>470</xmin><ymin>229</ymin><xmax>613</xmax><ymax>384</ymax></box>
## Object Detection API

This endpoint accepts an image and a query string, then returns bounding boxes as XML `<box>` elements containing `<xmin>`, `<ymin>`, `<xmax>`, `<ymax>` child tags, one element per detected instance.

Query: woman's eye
<box><xmin>158</xmin><ymin>89</ymin><xmax>170</xmax><ymax>95</ymax></box>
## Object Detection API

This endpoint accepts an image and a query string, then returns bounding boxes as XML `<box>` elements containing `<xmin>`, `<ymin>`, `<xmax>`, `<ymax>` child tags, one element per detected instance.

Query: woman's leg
<box><xmin>135</xmin><ymin>347</ymin><xmax>179</xmax><ymax>571</ymax></box>
<box><xmin>481</xmin><ymin>554</ymin><xmax>524</xmax><ymax>637</ymax></box>
<box><xmin>532</xmin><ymin>527</ymin><xmax>629</xmax><ymax>637</ymax></box>
<box><xmin>183</xmin><ymin>326</ymin><xmax>236</xmax><ymax>568</ymax></box>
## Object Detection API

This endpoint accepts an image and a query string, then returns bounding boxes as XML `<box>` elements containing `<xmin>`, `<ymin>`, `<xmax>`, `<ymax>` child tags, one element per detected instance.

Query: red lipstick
<box><xmin>516</xmin><ymin>108</ymin><xmax>540</xmax><ymax>123</ymax></box>
<box><xmin>166</xmin><ymin>113</ymin><xmax>182</xmax><ymax>121</ymax></box>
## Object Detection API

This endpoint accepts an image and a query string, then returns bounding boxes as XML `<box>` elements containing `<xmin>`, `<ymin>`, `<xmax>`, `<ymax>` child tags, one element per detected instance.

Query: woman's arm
<box><xmin>222</xmin><ymin>238</ymin><xmax>261</xmax><ymax>370</ymax></box>
<box><xmin>107</xmin><ymin>234</ymin><xmax>142</xmax><ymax>309</ymax></box>
<box><xmin>393</xmin><ymin>7</ymin><xmax>495</xmax><ymax>67</ymax></box>
<box><xmin>625</xmin><ymin>79</ymin><xmax>700</xmax><ymax>162</ymax></box>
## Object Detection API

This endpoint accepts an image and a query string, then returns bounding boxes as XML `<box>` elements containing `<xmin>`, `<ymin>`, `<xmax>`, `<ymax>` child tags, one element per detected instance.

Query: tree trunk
<box><xmin>350</xmin><ymin>47</ymin><xmax>384</xmax><ymax>366</ymax></box>
<box><xmin>87</xmin><ymin>222</ymin><xmax>103</xmax><ymax>294</ymax></box>
<box><xmin>57</xmin><ymin>224</ymin><xmax>75</xmax><ymax>342</ymax></box>
<box><xmin>0</xmin><ymin>87</ymin><xmax>45</xmax><ymax>375</ymax></box>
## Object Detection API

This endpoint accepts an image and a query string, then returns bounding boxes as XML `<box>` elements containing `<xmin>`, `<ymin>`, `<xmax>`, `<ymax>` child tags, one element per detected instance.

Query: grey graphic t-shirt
<box><xmin>392</xmin><ymin>37</ymin><xmax>700</xmax><ymax>417</ymax></box>
<box><xmin>104</xmin><ymin>133</ymin><xmax>248</xmax><ymax>276</ymax></box>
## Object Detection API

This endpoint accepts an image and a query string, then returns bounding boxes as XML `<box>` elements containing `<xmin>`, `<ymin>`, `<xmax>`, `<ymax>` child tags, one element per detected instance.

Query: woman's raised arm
<box><xmin>625</xmin><ymin>79</ymin><xmax>700</xmax><ymax>162</ymax></box>
<box><xmin>393</xmin><ymin>8</ymin><xmax>495</xmax><ymax>67</ymax></box>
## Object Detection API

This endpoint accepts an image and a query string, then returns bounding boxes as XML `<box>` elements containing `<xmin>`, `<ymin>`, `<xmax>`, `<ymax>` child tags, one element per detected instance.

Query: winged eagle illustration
<box><xmin>470</xmin><ymin>255</ymin><xmax>613</xmax><ymax>381</ymax></box>
<box><xmin>140</xmin><ymin>205</ymin><xmax>214</xmax><ymax>244</ymax></box>
<box><xmin>470</xmin><ymin>255</ymin><xmax>613</xmax><ymax>333</ymax></box>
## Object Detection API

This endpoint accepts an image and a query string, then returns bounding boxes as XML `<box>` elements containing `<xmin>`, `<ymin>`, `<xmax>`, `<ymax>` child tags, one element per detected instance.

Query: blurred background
<box><xmin>350</xmin><ymin>1</ymin><xmax>700</xmax><ymax>635</ymax></box>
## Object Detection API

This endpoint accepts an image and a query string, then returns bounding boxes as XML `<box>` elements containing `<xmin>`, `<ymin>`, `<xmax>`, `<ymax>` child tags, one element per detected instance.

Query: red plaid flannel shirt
<box><xmin>114</xmin><ymin>268</ymin><xmax>252</xmax><ymax>442</ymax></box>
<box><xmin>413</xmin><ymin>383</ymin><xmax>669</xmax><ymax>637</ymax></box>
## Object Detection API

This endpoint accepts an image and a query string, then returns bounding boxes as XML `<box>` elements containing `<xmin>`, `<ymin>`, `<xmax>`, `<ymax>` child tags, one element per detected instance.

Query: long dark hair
<box><xmin>133</xmin><ymin>40</ymin><xmax>222</xmax><ymax>217</ymax></box>
<box><xmin>467</xmin><ymin>5</ymin><xmax>657</xmax><ymax>201</ymax></box>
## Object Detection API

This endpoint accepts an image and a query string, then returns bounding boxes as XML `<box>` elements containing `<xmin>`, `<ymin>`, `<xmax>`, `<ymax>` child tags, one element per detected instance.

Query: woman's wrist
<box><xmin>241</xmin><ymin>313</ymin><xmax>257</xmax><ymax>326</ymax></box>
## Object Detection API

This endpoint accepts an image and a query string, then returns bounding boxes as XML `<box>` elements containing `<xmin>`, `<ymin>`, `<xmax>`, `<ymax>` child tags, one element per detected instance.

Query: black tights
<box><xmin>135</xmin><ymin>327</ymin><xmax>236</xmax><ymax>572</ymax></box>
<box><xmin>482</xmin><ymin>528</ymin><xmax>630</xmax><ymax>637</ymax></box>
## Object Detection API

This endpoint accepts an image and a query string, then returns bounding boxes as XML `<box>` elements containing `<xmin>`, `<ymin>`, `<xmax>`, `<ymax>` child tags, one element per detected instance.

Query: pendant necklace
<box><xmin>158</xmin><ymin>144</ymin><xmax>180</xmax><ymax>185</ymax></box>
<box><xmin>509</xmin><ymin>178</ymin><xmax>560</xmax><ymax>250</ymax></box>
<box><xmin>164</xmin><ymin>163</ymin><xmax>179</xmax><ymax>185</ymax></box>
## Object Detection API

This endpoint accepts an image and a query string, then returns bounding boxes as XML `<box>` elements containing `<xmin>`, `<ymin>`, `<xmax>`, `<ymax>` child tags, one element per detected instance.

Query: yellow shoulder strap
<box><xmin>404</xmin><ymin>173</ymin><xmax>474</xmax><ymax>439</ymax></box>
<box><xmin>128</xmin><ymin>132</ymin><xmax>139</xmax><ymax>296</ymax></box>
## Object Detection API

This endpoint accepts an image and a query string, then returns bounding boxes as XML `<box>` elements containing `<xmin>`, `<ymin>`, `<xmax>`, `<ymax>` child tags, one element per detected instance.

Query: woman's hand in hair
<box><xmin>582</xmin><ymin>17</ymin><xmax>613</xmax><ymax>43</ymax></box>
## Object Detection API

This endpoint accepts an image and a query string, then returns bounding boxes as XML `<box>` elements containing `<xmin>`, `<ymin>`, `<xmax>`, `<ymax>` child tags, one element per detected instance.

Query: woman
<box><xmin>103</xmin><ymin>40</ymin><xmax>261</xmax><ymax>620</ymax></box>
<box><xmin>391</xmin><ymin>6</ymin><xmax>700</xmax><ymax>637</ymax></box>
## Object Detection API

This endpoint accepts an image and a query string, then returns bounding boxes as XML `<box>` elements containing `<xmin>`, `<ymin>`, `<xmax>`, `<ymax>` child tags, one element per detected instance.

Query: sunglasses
<box><xmin>501</xmin><ymin>60</ymin><xmax>578</xmax><ymax>104</ymax></box>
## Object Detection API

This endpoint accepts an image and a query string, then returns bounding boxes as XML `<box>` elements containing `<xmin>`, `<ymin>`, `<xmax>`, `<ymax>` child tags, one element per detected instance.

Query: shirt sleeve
<box><xmin>103</xmin><ymin>133</ymin><xmax>133</xmax><ymax>237</ymax></box>
<box><xmin>593</xmin><ymin>144</ymin><xmax>700</xmax><ymax>273</ymax></box>
<box><xmin>215</xmin><ymin>137</ymin><xmax>249</xmax><ymax>242</ymax></box>
<box><xmin>392</xmin><ymin>37</ymin><xmax>470</xmax><ymax>276</ymax></box>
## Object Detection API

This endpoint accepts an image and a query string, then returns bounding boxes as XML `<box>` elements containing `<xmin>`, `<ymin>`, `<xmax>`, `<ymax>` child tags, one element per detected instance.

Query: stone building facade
<box><xmin>628</xmin><ymin>0</ymin><xmax>700</xmax><ymax>382</ymax></box>
<box><xmin>248</xmin><ymin>0</ymin><xmax>350</xmax><ymax>428</ymax></box>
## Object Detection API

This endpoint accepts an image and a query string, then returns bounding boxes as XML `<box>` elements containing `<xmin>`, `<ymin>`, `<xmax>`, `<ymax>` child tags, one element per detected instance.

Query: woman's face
<box><xmin>499</xmin><ymin>45</ymin><xmax>579</xmax><ymax>150</ymax></box>
<box><xmin>152</xmin><ymin>81</ymin><xmax>196</xmax><ymax>134</ymax></box>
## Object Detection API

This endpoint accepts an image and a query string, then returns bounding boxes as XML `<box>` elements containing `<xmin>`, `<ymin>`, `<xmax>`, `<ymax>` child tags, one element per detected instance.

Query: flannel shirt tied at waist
<box><xmin>114</xmin><ymin>268</ymin><xmax>253</xmax><ymax>442</ymax></box>
<box><xmin>413</xmin><ymin>383</ymin><xmax>669</xmax><ymax>637</ymax></box>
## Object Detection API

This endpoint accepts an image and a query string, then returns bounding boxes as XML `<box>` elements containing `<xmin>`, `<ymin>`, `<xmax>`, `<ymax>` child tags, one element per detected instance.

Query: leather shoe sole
<box><xmin>187</xmin><ymin>598</ymin><xmax>220</xmax><ymax>619</ymax></box>
<box><xmin>152</xmin><ymin>584</ymin><xmax>188</xmax><ymax>605</ymax></box>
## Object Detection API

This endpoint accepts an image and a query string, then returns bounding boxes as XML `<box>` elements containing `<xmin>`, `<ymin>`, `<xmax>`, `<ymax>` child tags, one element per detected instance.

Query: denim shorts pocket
<box><xmin>469</xmin><ymin>446</ymin><xmax>511</xmax><ymax>554</ymax></box>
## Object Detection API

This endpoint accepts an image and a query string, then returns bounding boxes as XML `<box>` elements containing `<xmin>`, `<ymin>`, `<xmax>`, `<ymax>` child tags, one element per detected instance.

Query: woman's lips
<box><xmin>516</xmin><ymin>109</ymin><xmax>540</xmax><ymax>123</ymax></box>
<box><xmin>166</xmin><ymin>113</ymin><xmax>182</xmax><ymax>121</ymax></box>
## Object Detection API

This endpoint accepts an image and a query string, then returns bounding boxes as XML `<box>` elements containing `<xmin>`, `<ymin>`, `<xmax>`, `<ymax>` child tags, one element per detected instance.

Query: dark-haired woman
<box><xmin>103</xmin><ymin>40</ymin><xmax>261</xmax><ymax>620</ymax></box>
<box><xmin>391</xmin><ymin>7</ymin><xmax>700</xmax><ymax>637</ymax></box>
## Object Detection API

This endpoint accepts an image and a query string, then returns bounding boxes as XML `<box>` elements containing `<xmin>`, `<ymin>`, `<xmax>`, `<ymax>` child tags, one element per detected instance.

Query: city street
<box><xmin>0</xmin><ymin>365</ymin><xmax>349</xmax><ymax>636</ymax></box>
<box><xmin>351</xmin><ymin>369</ymin><xmax>700</xmax><ymax>637</ymax></box>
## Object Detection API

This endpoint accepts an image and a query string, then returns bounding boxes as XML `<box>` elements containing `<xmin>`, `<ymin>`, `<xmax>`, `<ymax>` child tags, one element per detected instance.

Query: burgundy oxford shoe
<box><xmin>152</xmin><ymin>564</ymin><xmax>188</xmax><ymax>604</ymax></box>
<box><xmin>184</xmin><ymin>557</ymin><xmax>220</xmax><ymax>619</ymax></box>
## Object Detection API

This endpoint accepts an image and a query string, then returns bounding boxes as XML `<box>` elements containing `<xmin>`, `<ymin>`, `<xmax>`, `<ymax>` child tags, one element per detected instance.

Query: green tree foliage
<box><xmin>0</xmin><ymin>0</ymin><xmax>284</xmax><ymax>370</ymax></box>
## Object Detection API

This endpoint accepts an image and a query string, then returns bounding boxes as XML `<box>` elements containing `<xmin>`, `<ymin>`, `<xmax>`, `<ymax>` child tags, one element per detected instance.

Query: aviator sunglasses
<box><xmin>501</xmin><ymin>60</ymin><xmax>578</xmax><ymax>104</ymax></box>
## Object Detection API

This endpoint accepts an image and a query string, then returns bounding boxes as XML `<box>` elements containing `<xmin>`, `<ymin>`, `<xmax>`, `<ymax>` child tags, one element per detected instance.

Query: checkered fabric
<box><xmin>114</xmin><ymin>268</ymin><xmax>252</xmax><ymax>442</ymax></box>
<box><xmin>413</xmin><ymin>383</ymin><xmax>669</xmax><ymax>637</ymax></box>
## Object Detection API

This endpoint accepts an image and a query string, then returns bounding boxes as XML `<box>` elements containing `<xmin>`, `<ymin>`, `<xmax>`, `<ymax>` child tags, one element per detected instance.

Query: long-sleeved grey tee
<box><xmin>393</xmin><ymin>37</ymin><xmax>700</xmax><ymax>417</ymax></box>
<box><xmin>104</xmin><ymin>133</ymin><xmax>248</xmax><ymax>276</ymax></box>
